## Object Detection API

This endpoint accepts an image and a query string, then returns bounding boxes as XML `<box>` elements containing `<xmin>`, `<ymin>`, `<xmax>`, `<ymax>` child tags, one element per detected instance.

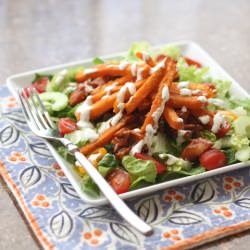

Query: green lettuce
<box><xmin>200</xmin><ymin>130</ymin><xmax>217</xmax><ymax>142</ymax></box>
<box><xmin>98</xmin><ymin>153</ymin><xmax>117</xmax><ymax>168</ymax></box>
<box><xmin>229</xmin><ymin>98</ymin><xmax>250</xmax><ymax>114</ymax></box>
<box><xmin>92</xmin><ymin>57</ymin><xmax>104</xmax><ymax>65</ymax></box>
<box><xmin>125</xmin><ymin>42</ymin><xmax>151</xmax><ymax>62</ymax></box>
<box><xmin>156</xmin><ymin>153</ymin><xmax>205</xmax><ymax>182</ymax></box>
<box><xmin>122</xmin><ymin>156</ymin><xmax>157</xmax><ymax>189</ymax></box>
<box><xmin>177</xmin><ymin>58</ymin><xmax>209</xmax><ymax>83</ymax></box>
<box><xmin>156</xmin><ymin>45</ymin><xmax>181</xmax><ymax>60</ymax></box>
<box><xmin>81</xmin><ymin>175</ymin><xmax>100</xmax><ymax>197</ymax></box>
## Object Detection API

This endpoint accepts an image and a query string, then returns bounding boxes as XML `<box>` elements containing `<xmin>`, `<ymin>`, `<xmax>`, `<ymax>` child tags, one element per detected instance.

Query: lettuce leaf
<box><xmin>92</xmin><ymin>57</ymin><xmax>104</xmax><ymax>65</ymax></box>
<box><xmin>156</xmin><ymin>45</ymin><xmax>181</xmax><ymax>60</ymax></box>
<box><xmin>228</xmin><ymin>98</ymin><xmax>250</xmax><ymax>113</ymax></box>
<box><xmin>98</xmin><ymin>153</ymin><xmax>117</xmax><ymax>168</ymax></box>
<box><xmin>177</xmin><ymin>58</ymin><xmax>209</xmax><ymax>83</ymax></box>
<box><xmin>81</xmin><ymin>175</ymin><xmax>100</xmax><ymax>197</ymax></box>
<box><xmin>125</xmin><ymin>42</ymin><xmax>151</xmax><ymax>62</ymax></box>
<box><xmin>213</xmin><ymin>79</ymin><xmax>231</xmax><ymax>99</ymax></box>
<box><xmin>200</xmin><ymin>130</ymin><xmax>217</xmax><ymax>142</ymax></box>
<box><xmin>122</xmin><ymin>156</ymin><xmax>157</xmax><ymax>189</ymax></box>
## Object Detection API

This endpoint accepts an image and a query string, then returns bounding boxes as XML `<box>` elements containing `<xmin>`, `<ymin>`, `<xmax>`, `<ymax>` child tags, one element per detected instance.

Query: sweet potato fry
<box><xmin>164</xmin><ymin>106</ymin><xmax>184</xmax><ymax>130</ymax></box>
<box><xmin>76</xmin><ymin>65</ymin><xmax>130</xmax><ymax>83</ymax></box>
<box><xmin>90</xmin><ymin>94</ymin><xmax>117</xmax><ymax>120</ymax></box>
<box><xmin>141</xmin><ymin>60</ymin><xmax>177</xmax><ymax>132</ymax></box>
<box><xmin>91</xmin><ymin>76</ymin><xmax>132</xmax><ymax>95</ymax></box>
<box><xmin>168</xmin><ymin>95</ymin><xmax>206</xmax><ymax>109</ymax></box>
<box><xmin>80</xmin><ymin>116</ymin><xmax>131</xmax><ymax>155</ymax></box>
<box><xmin>136</xmin><ymin>51</ymin><xmax>155</xmax><ymax>67</ymax></box>
<box><xmin>113</xmin><ymin>80</ymin><xmax>144</xmax><ymax>113</ymax></box>
<box><xmin>170</xmin><ymin>82</ymin><xmax>215</xmax><ymax>98</ymax></box>
<box><xmin>125</xmin><ymin>65</ymin><xmax>166</xmax><ymax>114</ymax></box>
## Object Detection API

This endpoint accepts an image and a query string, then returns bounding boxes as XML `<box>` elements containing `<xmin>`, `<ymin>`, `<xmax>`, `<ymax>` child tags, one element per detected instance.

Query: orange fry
<box><xmin>90</xmin><ymin>94</ymin><xmax>117</xmax><ymax>120</ymax></box>
<box><xmin>136</xmin><ymin>51</ymin><xmax>155</xmax><ymax>67</ymax></box>
<box><xmin>141</xmin><ymin>60</ymin><xmax>176</xmax><ymax>132</ymax></box>
<box><xmin>80</xmin><ymin>116</ymin><xmax>131</xmax><ymax>155</ymax></box>
<box><xmin>113</xmin><ymin>80</ymin><xmax>144</xmax><ymax>113</ymax></box>
<box><xmin>76</xmin><ymin>65</ymin><xmax>130</xmax><ymax>83</ymax></box>
<box><xmin>125</xmin><ymin>64</ymin><xmax>166</xmax><ymax>114</ymax></box>
<box><xmin>164</xmin><ymin>106</ymin><xmax>184</xmax><ymax>130</ymax></box>
<box><xmin>168</xmin><ymin>95</ymin><xmax>206</xmax><ymax>110</ymax></box>
<box><xmin>91</xmin><ymin>76</ymin><xmax>132</xmax><ymax>95</ymax></box>
<box><xmin>170</xmin><ymin>82</ymin><xmax>215</xmax><ymax>98</ymax></box>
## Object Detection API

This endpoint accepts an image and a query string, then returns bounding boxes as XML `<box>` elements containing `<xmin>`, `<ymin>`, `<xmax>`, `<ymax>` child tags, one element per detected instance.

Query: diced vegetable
<box><xmin>58</xmin><ymin>118</ymin><xmax>77</xmax><ymax>136</ymax></box>
<box><xmin>199</xmin><ymin>149</ymin><xmax>226</xmax><ymax>170</ymax></box>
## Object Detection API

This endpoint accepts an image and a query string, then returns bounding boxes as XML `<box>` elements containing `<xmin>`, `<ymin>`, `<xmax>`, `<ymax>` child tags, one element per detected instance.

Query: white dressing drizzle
<box><xmin>102</xmin><ymin>82</ymin><xmax>118</xmax><ymax>99</ymax></box>
<box><xmin>150</xmin><ymin>58</ymin><xmax>166</xmax><ymax>74</ymax></box>
<box><xmin>181</xmin><ymin>106</ymin><xmax>187</xmax><ymax>112</ymax></box>
<box><xmin>208</xmin><ymin>98</ymin><xmax>226</xmax><ymax>107</ymax></box>
<box><xmin>55</xmin><ymin>69</ymin><xmax>68</xmax><ymax>85</ymax></box>
<box><xmin>192</xmin><ymin>89</ymin><xmax>201</xmax><ymax>95</ymax></box>
<box><xmin>197</xmin><ymin>96</ymin><xmax>207</xmax><ymax>103</ymax></box>
<box><xmin>178</xmin><ymin>81</ymin><xmax>189</xmax><ymax>88</ymax></box>
<box><xmin>136</xmin><ymin>67</ymin><xmax>144</xmax><ymax>81</ymax></box>
<box><xmin>198</xmin><ymin>115</ymin><xmax>210</xmax><ymax>125</ymax></box>
<box><xmin>142</xmin><ymin>52</ymin><xmax>150</xmax><ymax>62</ymax></box>
<box><xmin>131</xmin><ymin>63</ymin><xmax>138</xmax><ymax>76</ymax></box>
<box><xmin>84</xmin><ymin>68</ymin><xmax>98</xmax><ymax>75</ymax></box>
<box><xmin>177</xmin><ymin>130</ymin><xmax>189</xmax><ymax>145</ymax></box>
<box><xmin>118</xmin><ymin>61</ymin><xmax>130</xmax><ymax>70</ymax></box>
<box><xmin>131</xmin><ymin>86</ymin><xmax>170</xmax><ymax>155</ymax></box>
<box><xmin>165</xmin><ymin>154</ymin><xmax>179</xmax><ymax>165</ymax></box>
<box><xmin>110</xmin><ymin>82</ymin><xmax>136</xmax><ymax>126</ymax></box>
<box><xmin>211</xmin><ymin>113</ymin><xmax>224</xmax><ymax>133</ymax></box>
<box><xmin>180</xmin><ymin>88</ymin><xmax>192</xmax><ymax>96</ymax></box>
<box><xmin>76</xmin><ymin>96</ymin><xmax>93</xmax><ymax>128</ymax></box>
<box><xmin>177</xmin><ymin>118</ymin><xmax>184</xmax><ymax>123</ymax></box>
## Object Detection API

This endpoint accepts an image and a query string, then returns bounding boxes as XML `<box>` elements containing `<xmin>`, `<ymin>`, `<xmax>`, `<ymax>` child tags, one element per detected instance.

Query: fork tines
<box><xmin>17</xmin><ymin>87</ymin><xmax>55</xmax><ymax>131</ymax></box>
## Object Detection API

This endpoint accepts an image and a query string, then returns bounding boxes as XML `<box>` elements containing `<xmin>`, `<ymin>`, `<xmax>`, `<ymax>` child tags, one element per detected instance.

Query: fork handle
<box><xmin>63</xmin><ymin>140</ymin><xmax>153</xmax><ymax>236</ymax></box>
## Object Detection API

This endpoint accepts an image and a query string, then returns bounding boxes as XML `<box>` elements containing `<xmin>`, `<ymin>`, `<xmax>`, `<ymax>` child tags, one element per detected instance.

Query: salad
<box><xmin>26</xmin><ymin>42</ymin><xmax>250</xmax><ymax>197</ymax></box>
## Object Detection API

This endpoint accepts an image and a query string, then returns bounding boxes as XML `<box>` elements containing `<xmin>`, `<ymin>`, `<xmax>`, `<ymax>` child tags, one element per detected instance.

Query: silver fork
<box><xmin>17</xmin><ymin>87</ymin><xmax>153</xmax><ymax>236</ymax></box>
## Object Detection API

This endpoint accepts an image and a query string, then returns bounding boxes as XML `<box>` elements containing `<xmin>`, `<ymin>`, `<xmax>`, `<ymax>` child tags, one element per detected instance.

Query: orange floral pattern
<box><xmin>31</xmin><ymin>195</ymin><xmax>50</xmax><ymax>208</ymax></box>
<box><xmin>164</xmin><ymin>189</ymin><xmax>184</xmax><ymax>202</ymax></box>
<box><xmin>82</xmin><ymin>228</ymin><xmax>104</xmax><ymax>246</ymax></box>
<box><xmin>163</xmin><ymin>229</ymin><xmax>182</xmax><ymax>241</ymax></box>
<box><xmin>8</xmin><ymin>152</ymin><xmax>27</xmax><ymax>163</ymax></box>
<box><xmin>213</xmin><ymin>206</ymin><xmax>234</xmax><ymax>219</ymax></box>
<box><xmin>223</xmin><ymin>176</ymin><xmax>242</xmax><ymax>191</ymax></box>
<box><xmin>52</xmin><ymin>162</ymin><xmax>65</xmax><ymax>177</ymax></box>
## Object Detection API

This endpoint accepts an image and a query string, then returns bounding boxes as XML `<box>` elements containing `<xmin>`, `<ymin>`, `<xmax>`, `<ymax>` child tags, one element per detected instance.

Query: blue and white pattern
<box><xmin>1</xmin><ymin>85</ymin><xmax>250</xmax><ymax>250</ymax></box>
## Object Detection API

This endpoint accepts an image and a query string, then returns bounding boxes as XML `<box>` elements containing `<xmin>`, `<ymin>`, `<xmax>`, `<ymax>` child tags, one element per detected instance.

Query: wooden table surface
<box><xmin>0</xmin><ymin>0</ymin><xmax>250</xmax><ymax>249</ymax></box>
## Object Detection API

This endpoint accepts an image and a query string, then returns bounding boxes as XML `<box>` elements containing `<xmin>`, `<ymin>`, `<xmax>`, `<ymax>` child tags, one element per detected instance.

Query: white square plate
<box><xmin>7</xmin><ymin>41</ymin><xmax>250</xmax><ymax>205</ymax></box>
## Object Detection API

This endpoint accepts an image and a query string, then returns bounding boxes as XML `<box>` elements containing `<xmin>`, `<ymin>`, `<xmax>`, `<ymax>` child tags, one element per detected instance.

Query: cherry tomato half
<box><xmin>183</xmin><ymin>56</ymin><xmax>202</xmax><ymax>68</ymax></box>
<box><xmin>107</xmin><ymin>168</ymin><xmax>131</xmax><ymax>194</ymax></box>
<box><xmin>199</xmin><ymin>149</ymin><xmax>226</xmax><ymax>170</ymax></box>
<box><xmin>217</xmin><ymin>122</ymin><xmax>231</xmax><ymax>138</ymax></box>
<box><xmin>134</xmin><ymin>153</ymin><xmax>166</xmax><ymax>174</ymax></box>
<box><xmin>58</xmin><ymin>118</ymin><xmax>78</xmax><ymax>136</ymax></box>
<box><xmin>32</xmin><ymin>76</ymin><xmax>49</xmax><ymax>93</ymax></box>
<box><xmin>181</xmin><ymin>138</ymin><xmax>213</xmax><ymax>161</ymax></box>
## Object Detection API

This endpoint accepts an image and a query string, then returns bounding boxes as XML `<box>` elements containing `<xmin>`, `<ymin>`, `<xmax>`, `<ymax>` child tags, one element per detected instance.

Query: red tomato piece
<box><xmin>32</xmin><ymin>77</ymin><xmax>49</xmax><ymax>93</ymax></box>
<box><xmin>134</xmin><ymin>153</ymin><xmax>166</xmax><ymax>174</ymax></box>
<box><xmin>217</xmin><ymin>122</ymin><xmax>231</xmax><ymax>138</ymax></box>
<box><xmin>199</xmin><ymin>149</ymin><xmax>226</xmax><ymax>170</ymax></box>
<box><xmin>181</xmin><ymin>138</ymin><xmax>213</xmax><ymax>161</ymax></box>
<box><xmin>183</xmin><ymin>56</ymin><xmax>202</xmax><ymax>68</ymax></box>
<box><xmin>58</xmin><ymin>118</ymin><xmax>78</xmax><ymax>136</ymax></box>
<box><xmin>107</xmin><ymin>168</ymin><xmax>131</xmax><ymax>194</ymax></box>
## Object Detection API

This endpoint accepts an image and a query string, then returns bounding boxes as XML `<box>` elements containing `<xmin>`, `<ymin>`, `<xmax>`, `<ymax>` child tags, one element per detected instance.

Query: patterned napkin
<box><xmin>1</xmin><ymin>85</ymin><xmax>250</xmax><ymax>250</ymax></box>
